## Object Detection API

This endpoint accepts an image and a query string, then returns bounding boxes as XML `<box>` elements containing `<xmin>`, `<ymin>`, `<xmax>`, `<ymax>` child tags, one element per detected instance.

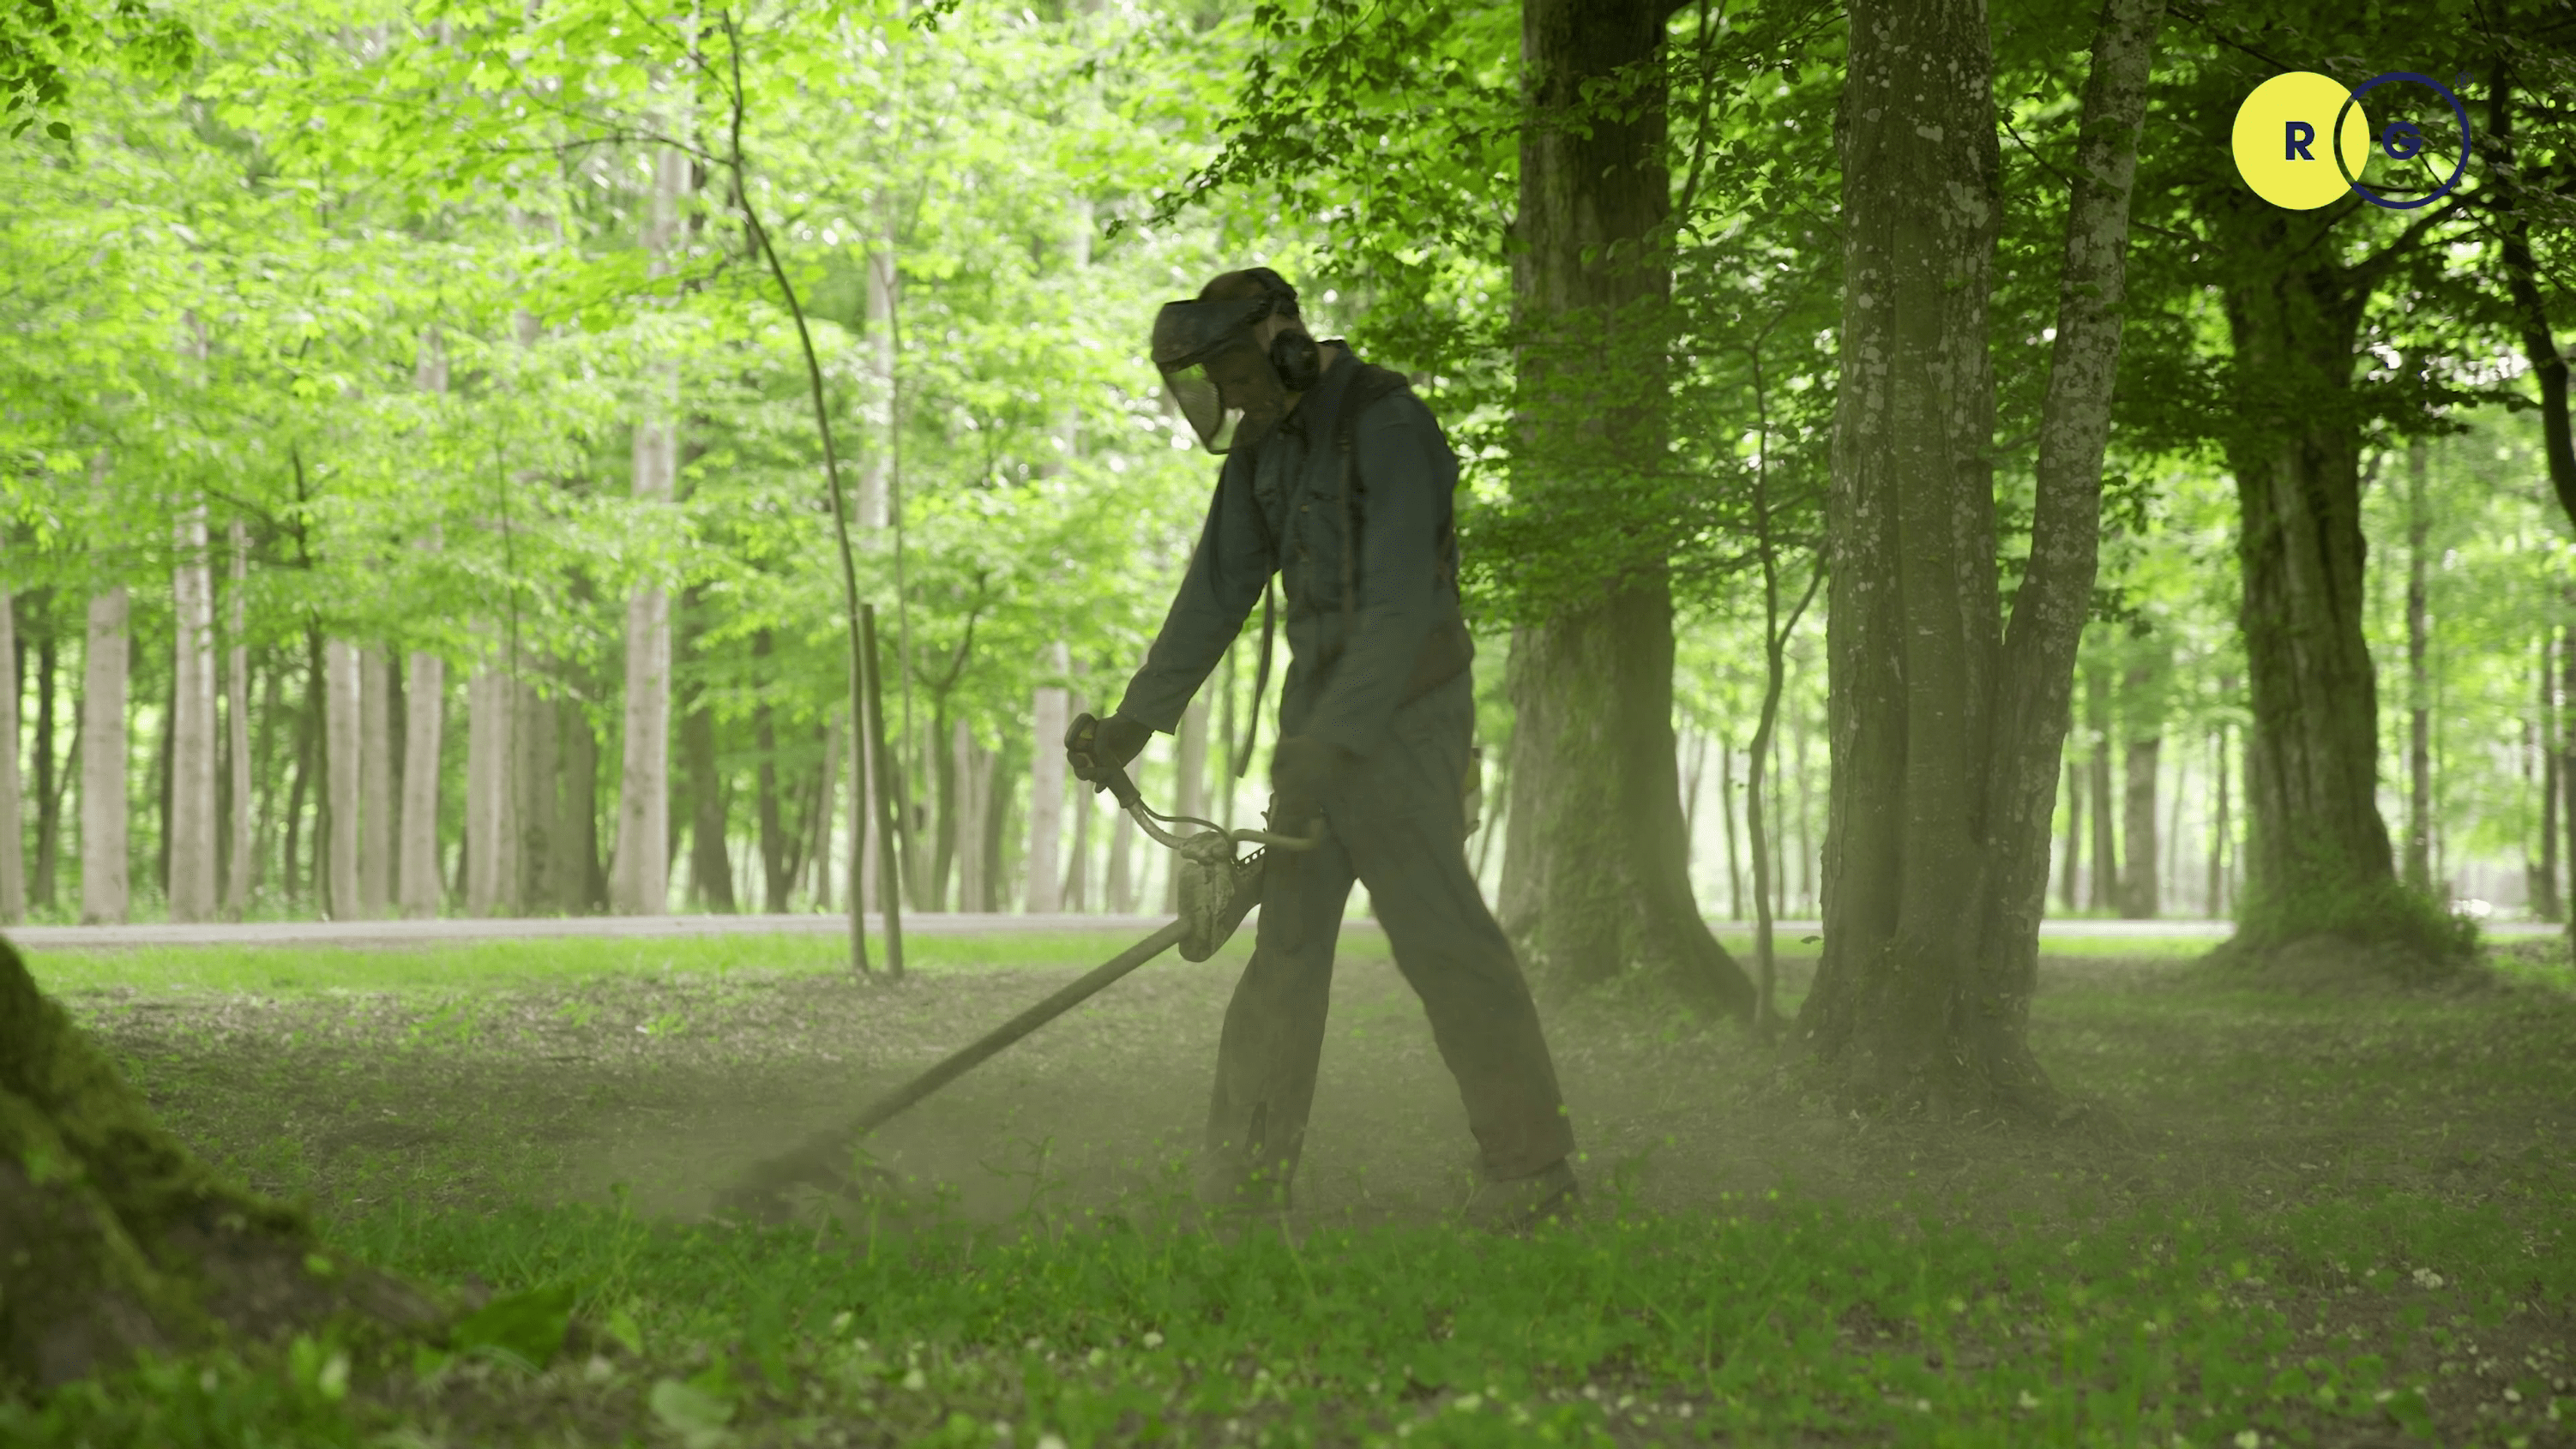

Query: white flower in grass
<box><xmin>2412</xmin><ymin>1267</ymin><xmax>2446</xmax><ymax>1290</ymax></box>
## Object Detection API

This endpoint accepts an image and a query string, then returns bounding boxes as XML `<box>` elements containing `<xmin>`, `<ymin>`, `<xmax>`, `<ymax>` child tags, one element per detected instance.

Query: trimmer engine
<box><xmin>1174</xmin><ymin>831</ymin><xmax>1268</xmax><ymax>961</ymax></box>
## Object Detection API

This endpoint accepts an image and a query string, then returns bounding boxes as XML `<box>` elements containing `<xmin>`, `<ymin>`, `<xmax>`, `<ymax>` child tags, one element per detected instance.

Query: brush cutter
<box><xmin>711</xmin><ymin>745</ymin><xmax>1317</xmax><ymax>1220</ymax></box>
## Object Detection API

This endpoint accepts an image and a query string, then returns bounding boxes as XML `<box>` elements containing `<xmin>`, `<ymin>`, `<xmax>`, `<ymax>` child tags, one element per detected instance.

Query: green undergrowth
<box><xmin>9</xmin><ymin>934</ymin><xmax>2573</xmax><ymax>1446</ymax></box>
<box><xmin>8</xmin><ymin>1182</ymin><xmax>2571</xmax><ymax>1447</ymax></box>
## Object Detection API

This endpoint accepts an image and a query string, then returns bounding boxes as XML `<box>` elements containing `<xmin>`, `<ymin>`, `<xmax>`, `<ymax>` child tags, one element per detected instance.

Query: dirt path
<box><xmin>26</xmin><ymin>912</ymin><xmax>2550</xmax><ymax>953</ymax></box>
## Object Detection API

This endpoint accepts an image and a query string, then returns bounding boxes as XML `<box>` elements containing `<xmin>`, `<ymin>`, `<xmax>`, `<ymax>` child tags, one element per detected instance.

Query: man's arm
<box><xmin>1114</xmin><ymin>451</ymin><xmax>1274</xmax><ymax>731</ymax></box>
<box><xmin>1303</xmin><ymin>394</ymin><xmax>1454</xmax><ymax>756</ymax></box>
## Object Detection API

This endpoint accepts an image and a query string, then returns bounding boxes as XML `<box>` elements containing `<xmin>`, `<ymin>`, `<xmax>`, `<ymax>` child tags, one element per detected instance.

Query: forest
<box><xmin>2</xmin><ymin>0</ymin><xmax>2573</xmax><ymax>1443</ymax></box>
<box><xmin>0</xmin><ymin>0</ymin><xmax>2568</xmax><ymax>964</ymax></box>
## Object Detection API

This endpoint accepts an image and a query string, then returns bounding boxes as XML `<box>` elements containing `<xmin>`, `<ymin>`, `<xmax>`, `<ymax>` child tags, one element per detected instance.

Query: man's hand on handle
<box><xmin>1065</xmin><ymin>712</ymin><xmax>1153</xmax><ymax>806</ymax></box>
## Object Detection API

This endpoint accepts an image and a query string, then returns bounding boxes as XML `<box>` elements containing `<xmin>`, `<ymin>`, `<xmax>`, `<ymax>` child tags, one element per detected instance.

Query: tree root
<box><xmin>0</xmin><ymin>935</ymin><xmax>441</xmax><ymax>1391</ymax></box>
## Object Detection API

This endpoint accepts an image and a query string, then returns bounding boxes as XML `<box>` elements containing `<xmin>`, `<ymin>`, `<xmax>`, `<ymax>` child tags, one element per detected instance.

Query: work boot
<box><xmin>1464</xmin><ymin>1157</ymin><xmax>1579</xmax><ymax>1232</ymax></box>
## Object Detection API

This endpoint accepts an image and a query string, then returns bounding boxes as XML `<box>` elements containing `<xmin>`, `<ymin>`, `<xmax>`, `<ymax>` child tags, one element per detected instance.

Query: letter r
<box><xmin>2284</xmin><ymin>120</ymin><xmax>2316</xmax><ymax>160</ymax></box>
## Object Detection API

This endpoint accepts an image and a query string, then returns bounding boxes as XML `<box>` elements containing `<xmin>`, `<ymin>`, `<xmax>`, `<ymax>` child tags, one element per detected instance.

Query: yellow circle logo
<box><xmin>2230</xmin><ymin>72</ymin><xmax>2372</xmax><ymax>209</ymax></box>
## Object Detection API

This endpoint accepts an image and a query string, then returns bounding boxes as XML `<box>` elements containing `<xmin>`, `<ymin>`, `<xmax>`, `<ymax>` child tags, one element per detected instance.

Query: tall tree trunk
<box><xmin>609</xmin><ymin>147</ymin><xmax>684</xmax><ymax>918</ymax></box>
<box><xmin>152</xmin><ymin>670</ymin><xmax>173</xmax><ymax>905</ymax></box>
<box><xmin>2536</xmin><ymin>636</ymin><xmax>2562</xmax><ymax>922</ymax></box>
<box><xmin>807</xmin><ymin>715</ymin><xmax>840</xmax><ymax>911</ymax></box>
<box><xmin>2562</xmin><ymin>619</ymin><xmax>2575</xmax><ymax>959</ymax></box>
<box><xmin>1720</xmin><ymin>743</ymin><xmax>1742</xmax><ymax>920</ymax></box>
<box><xmin>860</xmin><ymin>244</ymin><xmax>897</xmax><ymax>532</ymax></box>
<box><xmin>1026</xmin><ymin>646</ymin><xmax>1069</xmax><ymax>913</ymax></box>
<box><xmin>1771</xmin><ymin>737</ymin><xmax>1787</xmax><ymax>918</ymax></box>
<box><xmin>0</xmin><ymin>568</ymin><xmax>20</xmax><ymax>923</ymax></box>
<box><xmin>398</xmin><ymin>652</ymin><xmax>445</xmax><ymax>918</ymax></box>
<box><xmin>2489</xmin><ymin>51</ymin><xmax>2576</xmax><ymax>538</ymax></box>
<box><xmin>1797</xmin><ymin>0</ymin><xmax>2162</xmax><ymax>1110</ymax></box>
<box><xmin>752</xmin><ymin>630</ymin><xmax>791</xmax><ymax>912</ymax></box>
<box><xmin>2404</xmin><ymin>440</ymin><xmax>2434</xmax><ymax>893</ymax></box>
<box><xmin>1062</xmin><ymin>773</ymin><xmax>1093</xmax><ymax>912</ymax></box>
<box><xmin>358</xmin><ymin>648</ymin><xmax>393</xmax><ymax>917</ymax></box>
<box><xmin>322</xmin><ymin>640</ymin><xmax>360</xmax><ymax>921</ymax></box>
<box><xmin>32</xmin><ymin>603</ymin><xmax>61</xmax><ymax>911</ymax></box>
<box><xmin>1159</xmin><ymin>695</ymin><xmax>1207</xmax><ymax>914</ymax></box>
<box><xmin>1104</xmin><ymin>796</ymin><xmax>1135</xmax><ymax>913</ymax></box>
<box><xmin>286</xmin><ymin>636</ymin><xmax>323</xmax><ymax>910</ymax></box>
<box><xmin>513</xmin><ymin>678</ymin><xmax>557</xmax><ymax>913</ymax></box>
<box><xmin>2165</xmin><ymin>749</ymin><xmax>2187</xmax><ymax>911</ymax></box>
<box><xmin>2122</xmin><ymin>731</ymin><xmax>2160</xmax><ymax>918</ymax></box>
<box><xmin>556</xmin><ymin>695</ymin><xmax>601</xmax><ymax>913</ymax></box>
<box><xmin>929</xmin><ymin>707</ymin><xmax>960</xmax><ymax>911</ymax></box>
<box><xmin>859</xmin><ymin>602</ymin><xmax>905</xmax><ymax>971</ymax></box>
<box><xmin>983</xmin><ymin>739</ymin><xmax>1019</xmax><ymax>915</ymax></box>
<box><xmin>463</xmin><ymin>652</ymin><xmax>517</xmax><ymax>917</ymax></box>
<box><xmin>395</xmin><ymin>335</ymin><xmax>448</xmax><ymax>920</ymax></box>
<box><xmin>80</xmin><ymin>588</ymin><xmax>130</xmax><ymax>924</ymax></box>
<box><xmin>1679</xmin><ymin>731</ymin><xmax>1700</xmax><ymax>869</ymax></box>
<box><xmin>954</xmin><ymin>722</ymin><xmax>986</xmax><ymax>912</ymax></box>
<box><xmin>168</xmin><ymin>510</ymin><xmax>219</xmax><ymax>923</ymax></box>
<box><xmin>2085</xmin><ymin>664</ymin><xmax>2117</xmax><ymax>911</ymax></box>
<box><xmin>682</xmin><ymin>674</ymin><xmax>733</xmax><ymax>914</ymax></box>
<box><xmin>856</xmin><ymin>718</ymin><xmax>880</xmax><ymax>913</ymax></box>
<box><xmin>2059</xmin><ymin>757</ymin><xmax>2083</xmax><ymax>911</ymax></box>
<box><xmin>251</xmin><ymin>656</ymin><xmax>283</xmax><ymax>905</ymax></box>
<box><xmin>1791</xmin><ymin>684</ymin><xmax>1815</xmax><ymax>912</ymax></box>
<box><xmin>222</xmin><ymin>526</ymin><xmax>254</xmax><ymax>917</ymax></box>
<box><xmin>2208</xmin><ymin>721</ymin><xmax>2230</xmax><ymax>918</ymax></box>
<box><xmin>2218</xmin><ymin>207</ymin><xmax>2445</xmax><ymax>956</ymax></box>
<box><xmin>1747</xmin><ymin>635</ymin><xmax>1792</xmax><ymax>1031</ymax></box>
<box><xmin>1501</xmin><ymin>0</ymin><xmax>1750</xmax><ymax>1017</ymax></box>
<box><xmin>2119</xmin><ymin>653</ymin><xmax>2164</xmax><ymax>919</ymax></box>
<box><xmin>1676</xmin><ymin>729</ymin><xmax>1704</xmax><ymax>854</ymax></box>
<box><xmin>1062</xmin><ymin>675</ymin><xmax>1095</xmax><ymax>911</ymax></box>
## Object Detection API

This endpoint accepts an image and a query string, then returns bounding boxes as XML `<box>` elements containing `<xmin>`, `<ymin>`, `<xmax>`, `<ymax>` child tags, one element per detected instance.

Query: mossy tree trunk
<box><xmin>0</xmin><ymin>937</ymin><xmax>435</xmax><ymax>1390</ymax></box>
<box><xmin>2215</xmin><ymin>203</ymin><xmax>2464</xmax><ymax>961</ymax></box>
<box><xmin>1499</xmin><ymin>0</ymin><xmax>1754</xmax><ymax>1019</ymax></box>
<box><xmin>1794</xmin><ymin>0</ymin><xmax>2163</xmax><ymax>1113</ymax></box>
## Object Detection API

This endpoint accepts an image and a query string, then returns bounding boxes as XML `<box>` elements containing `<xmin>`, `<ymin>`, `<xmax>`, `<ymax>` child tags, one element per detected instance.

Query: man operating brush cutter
<box><xmin>1068</xmin><ymin>267</ymin><xmax>1579</xmax><ymax>1231</ymax></box>
<box><xmin>714</xmin><ymin>269</ymin><xmax>1575</xmax><ymax>1232</ymax></box>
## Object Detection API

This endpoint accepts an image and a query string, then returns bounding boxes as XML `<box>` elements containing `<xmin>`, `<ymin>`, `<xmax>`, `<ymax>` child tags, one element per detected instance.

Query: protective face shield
<box><xmin>1152</xmin><ymin>295</ymin><xmax>1321</xmax><ymax>454</ymax></box>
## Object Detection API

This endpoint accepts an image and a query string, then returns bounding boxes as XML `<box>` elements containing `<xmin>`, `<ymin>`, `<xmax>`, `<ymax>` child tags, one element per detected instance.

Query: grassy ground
<box><xmin>6</xmin><ymin>929</ymin><xmax>2572</xmax><ymax>1446</ymax></box>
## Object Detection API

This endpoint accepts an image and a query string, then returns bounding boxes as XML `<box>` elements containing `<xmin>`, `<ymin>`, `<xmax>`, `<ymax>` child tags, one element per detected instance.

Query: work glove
<box><xmin>1064</xmin><ymin>711</ymin><xmax>1153</xmax><ymax>792</ymax></box>
<box><xmin>1268</xmin><ymin>734</ymin><xmax>1351</xmax><ymax>836</ymax></box>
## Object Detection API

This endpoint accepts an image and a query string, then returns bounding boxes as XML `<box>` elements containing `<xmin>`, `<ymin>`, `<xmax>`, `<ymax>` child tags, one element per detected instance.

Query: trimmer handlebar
<box><xmin>1097</xmin><ymin>764</ymin><xmax>1320</xmax><ymax>855</ymax></box>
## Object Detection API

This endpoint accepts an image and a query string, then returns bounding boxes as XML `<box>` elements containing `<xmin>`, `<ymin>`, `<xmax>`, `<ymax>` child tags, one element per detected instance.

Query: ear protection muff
<box><xmin>1242</xmin><ymin>268</ymin><xmax>1321</xmax><ymax>392</ymax></box>
<box><xmin>1270</xmin><ymin>329</ymin><xmax>1321</xmax><ymax>392</ymax></box>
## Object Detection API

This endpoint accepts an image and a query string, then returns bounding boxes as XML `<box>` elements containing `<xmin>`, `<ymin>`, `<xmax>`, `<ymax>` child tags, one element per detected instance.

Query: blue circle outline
<box><xmin>2331</xmin><ymin>71</ymin><xmax>2471</xmax><ymax>211</ymax></box>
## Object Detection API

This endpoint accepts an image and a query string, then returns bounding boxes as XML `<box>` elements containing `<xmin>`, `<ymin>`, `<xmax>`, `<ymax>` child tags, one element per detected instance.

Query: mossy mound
<box><xmin>2197</xmin><ymin>929</ymin><xmax>2489</xmax><ymax>994</ymax></box>
<box><xmin>0</xmin><ymin>935</ymin><xmax>440</xmax><ymax>1391</ymax></box>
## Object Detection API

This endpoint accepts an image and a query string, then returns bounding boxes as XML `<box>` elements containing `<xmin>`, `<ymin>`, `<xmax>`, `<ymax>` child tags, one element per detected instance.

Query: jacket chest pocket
<box><xmin>1264</xmin><ymin>470</ymin><xmax>1341</xmax><ymax>610</ymax></box>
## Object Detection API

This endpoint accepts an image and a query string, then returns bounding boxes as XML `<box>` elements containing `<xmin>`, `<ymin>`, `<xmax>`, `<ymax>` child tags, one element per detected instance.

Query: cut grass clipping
<box><xmin>7</xmin><ymin>931</ymin><xmax>2572</xmax><ymax>1446</ymax></box>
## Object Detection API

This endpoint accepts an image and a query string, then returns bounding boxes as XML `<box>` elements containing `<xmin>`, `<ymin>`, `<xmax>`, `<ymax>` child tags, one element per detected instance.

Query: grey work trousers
<box><xmin>1202</xmin><ymin>671</ymin><xmax>1575</xmax><ymax>1205</ymax></box>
